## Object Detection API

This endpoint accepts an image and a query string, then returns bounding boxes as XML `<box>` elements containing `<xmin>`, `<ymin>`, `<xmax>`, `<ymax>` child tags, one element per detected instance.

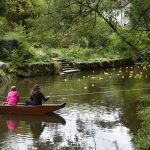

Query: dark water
<box><xmin>0</xmin><ymin>64</ymin><xmax>150</xmax><ymax>150</ymax></box>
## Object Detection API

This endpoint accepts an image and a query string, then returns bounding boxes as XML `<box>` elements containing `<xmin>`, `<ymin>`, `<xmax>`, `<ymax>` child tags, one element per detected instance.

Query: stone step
<box><xmin>61</xmin><ymin>62</ymin><xmax>69</xmax><ymax>64</ymax></box>
<box><xmin>63</xmin><ymin>69</ymin><xmax>80</xmax><ymax>73</ymax></box>
<box><xmin>52</xmin><ymin>58</ymin><xmax>68</xmax><ymax>63</ymax></box>
<box><xmin>62</xmin><ymin>67</ymin><xmax>74</xmax><ymax>70</ymax></box>
<box><xmin>62</xmin><ymin>64</ymin><xmax>71</xmax><ymax>67</ymax></box>
<box><xmin>52</xmin><ymin>57</ymin><xmax>80</xmax><ymax>74</ymax></box>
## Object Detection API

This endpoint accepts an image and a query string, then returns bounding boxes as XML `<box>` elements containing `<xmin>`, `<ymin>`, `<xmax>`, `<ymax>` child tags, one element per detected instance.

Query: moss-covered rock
<box><xmin>17</xmin><ymin>62</ymin><xmax>62</xmax><ymax>77</ymax></box>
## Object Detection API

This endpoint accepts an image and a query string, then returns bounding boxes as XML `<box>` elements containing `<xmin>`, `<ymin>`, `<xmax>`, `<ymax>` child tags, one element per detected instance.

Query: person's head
<box><xmin>10</xmin><ymin>86</ymin><xmax>17</xmax><ymax>91</ymax></box>
<box><xmin>31</xmin><ymin>84</ymin><xmax>41</xmax><ymax>95</ymax></box>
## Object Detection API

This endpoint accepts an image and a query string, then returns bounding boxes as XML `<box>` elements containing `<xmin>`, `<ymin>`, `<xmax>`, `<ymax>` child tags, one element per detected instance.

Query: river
<box><xmin>0</xmin><ymin>64</ymin><xmax>150</xmax><ymax>150</ymax></box>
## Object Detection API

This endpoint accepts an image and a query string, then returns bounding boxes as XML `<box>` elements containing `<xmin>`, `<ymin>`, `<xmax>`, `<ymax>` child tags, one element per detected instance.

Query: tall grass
<box><xmin>49</xmin><ymin>46</ymin><xmax>129</xmax><ymax>62</ymax></box>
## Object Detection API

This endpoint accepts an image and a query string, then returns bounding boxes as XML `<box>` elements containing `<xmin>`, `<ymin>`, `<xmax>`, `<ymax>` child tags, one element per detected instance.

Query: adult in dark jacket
<box><xmin>25</xmin><ymin>84</ymin><xmax>49</xmax><ymax>105</ymax></box>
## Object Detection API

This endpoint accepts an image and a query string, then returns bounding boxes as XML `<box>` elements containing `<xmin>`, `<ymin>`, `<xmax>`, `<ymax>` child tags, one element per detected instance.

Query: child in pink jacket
<box><xmin>7</xmin><ymin>86</ymin><xmax>19</xmax><ymax>105</ymax></box>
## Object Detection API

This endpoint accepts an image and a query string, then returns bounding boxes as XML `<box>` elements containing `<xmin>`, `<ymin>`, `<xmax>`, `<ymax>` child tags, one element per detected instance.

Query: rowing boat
<box><xmin>0</xmin><ymin>102</ymin><xmax>66</xmax><ymax>115</ymax></box>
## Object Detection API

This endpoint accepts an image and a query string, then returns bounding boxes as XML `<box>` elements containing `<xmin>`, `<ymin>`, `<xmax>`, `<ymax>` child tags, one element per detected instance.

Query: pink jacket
<box><xmin>7</xmin><ymin>91</ymin><xmax>19</xmax><ymax>105</ymax></box>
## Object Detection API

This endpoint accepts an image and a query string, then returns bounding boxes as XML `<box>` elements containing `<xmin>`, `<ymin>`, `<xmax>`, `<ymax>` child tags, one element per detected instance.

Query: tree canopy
<box><xmin>0</xmin><ymin>0</ymin><xmax>150</xmax><ymax>62</ymax></box>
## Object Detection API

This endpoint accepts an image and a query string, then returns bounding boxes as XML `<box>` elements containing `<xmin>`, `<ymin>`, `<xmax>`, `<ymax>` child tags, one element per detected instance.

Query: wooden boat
<box><xmin>0</xmin><ymin>102</ymin><xmax>66</xmax><ymax>115</ymax></box>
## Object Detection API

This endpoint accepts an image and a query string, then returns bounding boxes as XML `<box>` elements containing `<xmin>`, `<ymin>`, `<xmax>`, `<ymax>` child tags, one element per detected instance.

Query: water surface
<box><xmin>0</xmin><ymin>64</ymin><xmax>150</xmax><ymax>150</ymax></box>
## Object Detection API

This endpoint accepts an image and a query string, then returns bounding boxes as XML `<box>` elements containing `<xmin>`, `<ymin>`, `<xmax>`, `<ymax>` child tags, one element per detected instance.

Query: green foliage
<box><xmin>138</xmin><ymin>32</ymin><xmax>150</xmax><ymax>62</ymax></box>
<box><xmin>108</xmin><ymin>32</ymin><xmax>133</xmax><ymax>58</ymax></box>
<box><xmin>0</xmin><ymin>70</ymin><xmax>9</xmax><ymax>83</ymax></box>
<box><xmin>0</xmin><ymin>48</ymin><xmax>9</xmax><ymax>59</ymax></box>
<box><xmin>0</xmin><ymin>17</ymin><xmax>7</xmax><ymax>39</ymax></box>
<box><xmin>129</xmin><ymin>0</ymin><xmax>150</xmax><ymax>31</ymax></box>
<box><xmin>134</xmin><ymin>93</ymin><xmax>150</xmax><ymax>149</ymax></box>
<box><xmin>2</xmin><ymin>24</ymin><xmax>34</xmax><ymax>68</ymax></box>
<box><xmin>134</xmin><ymin>127</ymin><xmax>150</xmax><ymax>150</ymax></box>
<box><xmin>31</xmin><ymin>0</ymin><xmax>46</xmax><ymax>5</ymax></box>
<box><xmin>5</xmin><ymin>0</ymin><xmax>34</xmax><ymax>27</ymax></box>
<box><xmin>10</xmin><ymin>48</ymin><xmax>33</xmax><ymax>69</ymax></box>
<box><xmin>0</xmin><ymin>0</ymin><xmax>7</xmax><ymax>17</ymax></box>
<box><xmin>55</xmin><ymin>46</ymin><xmax>121</xmax><ymax>62</ymax></box>
<box><xmin>0</xmin><ymin>0</ymin><xmax>150</xmax><ymax>69</ymax></box>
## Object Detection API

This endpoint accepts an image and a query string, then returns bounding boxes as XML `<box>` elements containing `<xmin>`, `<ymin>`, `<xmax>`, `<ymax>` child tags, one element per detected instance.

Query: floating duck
<box><xmin>84</xmin><ymin>86</ymin><xmax>87</xmax><ymax>90</ymax></box>
<box><xmin>104</xmin><ymin>72</ymin><xmax>109</xmax><ymax>75</ymax></box>
<box><xmin>99</xmin><ymin>77</ymin><xmax>103</xmax><ymax>80</ymax></box>
<box><xmin>91</xmin><ymin>84</ymin><xmax>94</xmax><ymax>87</ymax></box>
<box><xmin>130</xmin><ymin>71</ymin><xmax>133</xmax><ymax>73</ymax></box>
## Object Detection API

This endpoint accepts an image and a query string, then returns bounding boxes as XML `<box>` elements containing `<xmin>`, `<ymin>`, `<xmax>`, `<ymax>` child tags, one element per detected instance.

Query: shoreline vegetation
<box><xmin>133</xmin><ymin>90</ymin><xmax>150</xmax><ymax>150</ymax></box>
<box><xmin>0</xmin><ymin>57</ymin><xmax>134</xmax><ymax>79</ymax></box>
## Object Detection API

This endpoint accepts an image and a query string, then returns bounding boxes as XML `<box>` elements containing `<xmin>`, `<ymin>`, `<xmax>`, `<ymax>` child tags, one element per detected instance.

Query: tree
<box><xmin>129</xmin><ymin>0</ymin><xmax>150</xmax><ymax>31</ymax></box>
<box><xmin>43</xmin><ymin>0</ymin><xmax>139</xmax><ymax>53</ymax></box>
<box><xmin>128</xmin><ymin>0</ymin><xmax>150</xmax><ymax>61</ymax></box>
<box><xmin>5</xmin><ymin>0</ymin><xmax>46</xmax><ymax>28</ymax></box>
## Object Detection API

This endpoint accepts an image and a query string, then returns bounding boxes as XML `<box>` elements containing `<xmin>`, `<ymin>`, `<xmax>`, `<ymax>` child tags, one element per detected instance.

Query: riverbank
<box><xmin>16</xmin><ymin>58</ymin><xmax>134</xmax><ymax>77</ymax></box>
<box><xmin>0</xmin><ymin>58</ymin><xmax>134</xmax><ymax>79</ymax></box>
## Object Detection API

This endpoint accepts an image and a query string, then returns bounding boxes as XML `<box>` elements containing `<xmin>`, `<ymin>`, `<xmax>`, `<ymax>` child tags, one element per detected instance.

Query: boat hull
<box><xmin>0</xmin><ymin>102</ymin><xmax>66</xmax><ymax>115</ymax></box>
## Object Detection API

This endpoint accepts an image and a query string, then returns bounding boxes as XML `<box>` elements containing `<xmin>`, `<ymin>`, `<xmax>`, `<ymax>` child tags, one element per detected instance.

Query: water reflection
<box><xmin>7</xmin><ymin>119</ymin><xmax>19</xmax><ymax>132</ymax></box>
<box><xmin>0</xmin><ymin>113</ymin><xmax>66</xmax><ymax>149</ymax></box>
<box><xmin>0</xmin><ymin>113</ymin><xmax>65</xmax><ymax>134</ymax></box>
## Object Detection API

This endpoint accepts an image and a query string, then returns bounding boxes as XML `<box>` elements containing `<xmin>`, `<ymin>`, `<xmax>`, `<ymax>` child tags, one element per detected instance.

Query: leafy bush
<box><xmin>0</xmin><ymin>48</ymin><xmax>9</xmax><ymax>59</ymax></box>
<box><xmin>10</xmin><ymin>48</ymin><xmax>34</xmax><ymax>69</ymax></box>
<box><xmin>3</xmin><ymin>24</ymin><xmax>34</xmax><ymax>69</ymax></box>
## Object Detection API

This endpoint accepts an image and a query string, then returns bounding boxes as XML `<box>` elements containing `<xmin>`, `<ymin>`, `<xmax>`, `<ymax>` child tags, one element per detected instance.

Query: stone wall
<box><xmin>75</xmin><ymin>58</ymin><xmax>134</xmax><ymax>71</ymax></box>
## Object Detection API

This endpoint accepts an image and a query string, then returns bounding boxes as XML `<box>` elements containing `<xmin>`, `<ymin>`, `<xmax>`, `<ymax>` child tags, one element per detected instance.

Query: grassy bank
<box><xmin>30</xmin><ymin>46</ymin><xmax>133</xmax><ymax>63</ymax></box>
